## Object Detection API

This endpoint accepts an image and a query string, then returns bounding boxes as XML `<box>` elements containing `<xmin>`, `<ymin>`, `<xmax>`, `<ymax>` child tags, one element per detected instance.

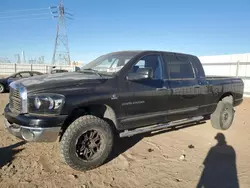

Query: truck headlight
<box><xmin>28</xmin><ymin>94</ymin><xmax>65</xmax><ymax>115</ymax></box>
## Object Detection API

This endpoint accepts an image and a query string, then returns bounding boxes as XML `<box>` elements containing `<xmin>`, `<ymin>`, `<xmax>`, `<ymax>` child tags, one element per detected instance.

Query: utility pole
<box><xmin>15</xmin><ymin>54</ymin><xmax>21</xmax><ymax>64</ymax></box>
<box><xmin>50</xmin><ymin>0</ymin><xmax>73</xmax><ymax>65</ymax></box>
<box><xmin>22</xmin><ymin>50</ymin><xmax>26</xmax><ymax>64</ymax></box>
<box><xmin>38</xmin><ymin>56</ymin><xmax>45</xmax><ymax>64</ymax></box>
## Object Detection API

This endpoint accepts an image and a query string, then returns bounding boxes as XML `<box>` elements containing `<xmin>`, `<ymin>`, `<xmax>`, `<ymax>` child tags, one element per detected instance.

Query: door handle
<box><xmin>193</xmin><ymin>85</ymin><xmax>200</xmax><ymax>89</ymax></box>
<box><xmin>156</xmin><ymin>87</ymin><xmax>168</xmax><ymax>91</ymax></box>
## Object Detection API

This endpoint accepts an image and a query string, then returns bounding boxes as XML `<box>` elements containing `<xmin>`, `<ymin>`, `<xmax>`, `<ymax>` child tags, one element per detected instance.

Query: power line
<box><xmin>0</xmin><ymin>13</ymin><xmax>50</xmax><ymax>19</ymax></box>
<box><xmin>0</xmin><ymin>7</ymin><xmax>49</xmax><ymax>14</ymax></box>
<box><xmin>0</xmin><ymin>16</ymin><xmax>53</xmax><ymax>24</ymax></box>
<box><xmin>65</xmin><ymin>8</ymin><xmax>74</xmax><ymax>15</ymax></box>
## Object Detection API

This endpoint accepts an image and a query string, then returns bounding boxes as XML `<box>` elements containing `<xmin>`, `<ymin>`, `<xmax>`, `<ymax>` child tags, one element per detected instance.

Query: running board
<box><xmin>119</xmin><ymin>116</ymin><xmax>204</xmax><ymax>138</ymax></box>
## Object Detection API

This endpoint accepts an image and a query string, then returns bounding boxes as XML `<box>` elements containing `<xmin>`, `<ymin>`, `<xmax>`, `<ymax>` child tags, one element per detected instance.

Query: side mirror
<box><xmin>126</xmin><ymin>67</ymin><xmax>152</xmax><ymax>81</ymax></box>
<box><xmin>126</xmin><ymin>72</ymin><xmax>149</xmax><ymax>81</ymax></box>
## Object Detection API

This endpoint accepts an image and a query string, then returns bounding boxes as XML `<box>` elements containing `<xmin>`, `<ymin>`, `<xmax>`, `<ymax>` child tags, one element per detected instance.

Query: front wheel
<box><xmin>0</xmin><ymin>83</ymin><xmax>5</xmax><ymax>93</ymax></box>
<box><xmin>211</xmin><ymin>100</ymin><xmax>235</xmax><ymax>130</ymax></box>
<box><xmin>60</xmin><ymin>115</ymin><xmax>114</xmax><ymax>171</ymax></box>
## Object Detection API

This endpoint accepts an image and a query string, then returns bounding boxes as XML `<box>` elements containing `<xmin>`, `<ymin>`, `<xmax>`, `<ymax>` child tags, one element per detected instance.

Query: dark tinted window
<box><xmin>168</xmin><ymin>61</ymin><xmax>195</xmax><ymax>79</ymax></box>
<box><xmin>130</xmin><ymin>54</ymin><xmax>163</xmax><ymax>79</ymax></box>
<box><xmin>177</xmin><ymin>54</ymin><xmax>189</xmax><ymax>61</ymax></box>
<box><xmin>164</xmin><ymin>53</ymin><xmax>177</xmax><ymax>62</ymax></box>
<box><xmin>190</xmin><ymin>56</ymin><xmax>205</xmax><ymax>78</ymax></box>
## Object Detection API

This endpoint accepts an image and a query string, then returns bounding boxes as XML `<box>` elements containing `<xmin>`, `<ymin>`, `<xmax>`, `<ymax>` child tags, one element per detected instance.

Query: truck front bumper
<box><xmin>4</xmin><ymin>104</ymin><xmax>67</xmax><ymax>142</ymax></box>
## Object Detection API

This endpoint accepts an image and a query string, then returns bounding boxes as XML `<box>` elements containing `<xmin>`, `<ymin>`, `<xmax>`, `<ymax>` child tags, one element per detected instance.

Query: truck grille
<box><xmin>9</xmin><ymin>87</ymin><xmax>22</xmax><ymax>113</ymax></box>
<box><xmin>9</xmin><ymin>83</ymin><xmax>27</xmax><ymax>114</ymax></box>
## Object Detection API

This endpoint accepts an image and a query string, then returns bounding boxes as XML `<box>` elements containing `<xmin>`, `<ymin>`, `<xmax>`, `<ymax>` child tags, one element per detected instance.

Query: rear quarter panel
<box><xmin>206</xmin><ymin>77</ymin><xmax>244</xmax><ymax>106</ymax></box>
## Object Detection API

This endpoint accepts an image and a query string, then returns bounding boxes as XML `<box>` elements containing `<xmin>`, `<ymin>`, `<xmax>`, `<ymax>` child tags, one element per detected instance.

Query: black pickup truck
<box><xmin>4</xmin><ymin>50</ymin><xmax>244</xmax><ymax>171</ymax></box>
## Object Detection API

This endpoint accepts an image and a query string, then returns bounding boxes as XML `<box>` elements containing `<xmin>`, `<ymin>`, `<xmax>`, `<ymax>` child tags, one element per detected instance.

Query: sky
<box><xmin>0</xmin><ymin>0</ymin><xmax>250</xmax><ymax>65</ymax></box>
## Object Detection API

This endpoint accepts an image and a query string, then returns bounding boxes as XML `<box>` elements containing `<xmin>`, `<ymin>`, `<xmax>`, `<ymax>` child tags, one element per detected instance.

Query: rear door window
<box><xmin>168</xmin><ymin>61</ymin><xmax>195</xmax><ymax>79</ymax></box>
<box><xmin>190</xmin><ymin>56</ymin><xmax>205</xmax><ymax>79</ymax></box>
<box><xmin>164</xmin><ymin>53</ymin><xmax>195</xmax><ymax>79</ymax></box>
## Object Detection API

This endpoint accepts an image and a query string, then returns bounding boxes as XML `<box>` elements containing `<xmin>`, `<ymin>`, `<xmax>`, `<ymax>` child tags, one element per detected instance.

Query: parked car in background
<box><xmin>51</xmin><ymin>69</ymin><xmax>69</xmax><ymax>74</ymax></box>
<box><xmin>0</xmin><ymin>71</ymin><xmax>43</xmax><ymax>93</ymax></box>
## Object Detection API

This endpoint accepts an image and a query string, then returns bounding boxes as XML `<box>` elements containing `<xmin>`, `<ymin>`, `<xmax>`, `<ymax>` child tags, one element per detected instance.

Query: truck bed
<box><xmin>206</xmin><ymin>76</ymin><xmax>239</xmax><ymax>80</ymax></box>
<box><xmin>206</xmin><ymin>76</ymin><xmax>243</xmax><ymax>85</ymax></box>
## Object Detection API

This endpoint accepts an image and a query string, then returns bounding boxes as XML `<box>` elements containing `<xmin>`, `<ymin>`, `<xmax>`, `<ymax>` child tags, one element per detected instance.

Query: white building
<box><xmin>199</xmin><ymin>53</ymin><xmax>250</xmax><ymax>96</ymax></box>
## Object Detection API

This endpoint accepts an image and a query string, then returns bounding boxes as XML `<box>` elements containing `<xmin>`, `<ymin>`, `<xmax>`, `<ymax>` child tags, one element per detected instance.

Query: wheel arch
<box><xmin>59</xmin><ymin>104</ymin><xmax>118</xmax><ymax>141</ymax></box>
<box><xmin>219</xmin><ymin>92</ymin><xmax>234</xmax><ymax>103</ymax></box>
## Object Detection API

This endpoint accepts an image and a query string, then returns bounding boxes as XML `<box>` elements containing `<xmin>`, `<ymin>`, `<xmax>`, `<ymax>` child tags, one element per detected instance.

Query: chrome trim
<box><xmin>19</xmin><ymin>85</ymin><xmax>28</xmax><ymax>113</ymax></box>
<box><xmin>9</xmin><ymin>82</ymin><xmax>28</xmax><ymax>114</ymax></box>
<box><xmin>4</xmin><ymin>118</ymin><xmax>60</xmax><ymax>142</ymax></box>
<box><xmin>4</xmin><ymin>118</ymin><xmax>22</xmax><ymax>139</ymax></box>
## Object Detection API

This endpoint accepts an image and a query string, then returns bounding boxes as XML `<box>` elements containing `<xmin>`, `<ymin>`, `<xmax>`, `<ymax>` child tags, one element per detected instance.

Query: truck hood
<box><xmin>14</xmin><ymin>72</ymin><xmax>107</xmax><ymax>92</ymax></box>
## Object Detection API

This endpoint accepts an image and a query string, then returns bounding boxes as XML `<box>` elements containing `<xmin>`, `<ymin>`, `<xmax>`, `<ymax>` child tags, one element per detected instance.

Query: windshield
<box><xmin>81</xmin><ymin>51</ymin><xmax>139</xmax><ymax>76</ymax></box>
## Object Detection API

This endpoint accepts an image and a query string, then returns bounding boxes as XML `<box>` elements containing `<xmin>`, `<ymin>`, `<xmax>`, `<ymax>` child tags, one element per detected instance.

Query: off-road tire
<box><xmin>0</xmin><ymin>84</ymin><xmax>5</xmax><ymax>93</ymax></box>
<box><xmin>211</xmin><ymin>99</ymin><xmax>235</xmax><ymax>130</ymax></box>
<box><xmin>222</xmin><ymin>95</ymin><xmax>233</xmax><ymax>104</ymax></box>
<box><xmin>60</xmin><ymin>115</ymin><xmax>114</xmax><ymax>171</ymax></box>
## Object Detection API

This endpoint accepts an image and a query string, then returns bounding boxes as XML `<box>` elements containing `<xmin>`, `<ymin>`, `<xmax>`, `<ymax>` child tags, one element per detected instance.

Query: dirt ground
<box><xmin>0</xmin><ymin>93</ymin><xmax>250</xmax><ymax>188</ymax></box>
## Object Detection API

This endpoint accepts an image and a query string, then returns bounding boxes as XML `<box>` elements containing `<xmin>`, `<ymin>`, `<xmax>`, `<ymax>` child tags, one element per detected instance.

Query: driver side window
<box><xmin>129</xmin><ymin>54</ymin><xmax>163</xmax><ymax>79</ymax></box>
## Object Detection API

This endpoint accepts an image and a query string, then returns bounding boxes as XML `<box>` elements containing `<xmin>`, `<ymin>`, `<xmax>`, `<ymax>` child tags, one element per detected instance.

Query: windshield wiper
<box><xmin>80</xmin><ymin>68</ymin><xmax>102</xmax><ymax>77</ymax></box>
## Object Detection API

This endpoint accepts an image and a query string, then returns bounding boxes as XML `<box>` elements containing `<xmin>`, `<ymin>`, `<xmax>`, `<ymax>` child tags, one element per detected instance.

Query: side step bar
<box><xmin>119</xmin><ymin>116</ymin><xmax>204</xmax><ymax>138</ymax></box>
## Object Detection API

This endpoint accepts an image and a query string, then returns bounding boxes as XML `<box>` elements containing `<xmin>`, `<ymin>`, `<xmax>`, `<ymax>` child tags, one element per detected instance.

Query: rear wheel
<box><xmin>222</xmin><ymin>95</ymin><xmax>233</xmax><ymax>104</ymax></box>
<box><xmin>211</xmin><ymin>99</ymin><xmax>235</xmax><ymax>130</ymax></box>
<box><xmin>60</xmin><ymin>115</ymin><xmax>114</xmax><ymax>171</ymax></box>
<box><xmin>0</xmin><ymin>84</ymin><xmax>5</xmax><ymax>93</ymax></box>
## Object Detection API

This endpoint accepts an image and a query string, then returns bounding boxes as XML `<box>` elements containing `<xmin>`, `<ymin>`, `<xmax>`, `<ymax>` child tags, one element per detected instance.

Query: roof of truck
<box><xmin>109</xmin><ymin>50</ymin><xmax>196</xmax><ymax>57</ymax></box>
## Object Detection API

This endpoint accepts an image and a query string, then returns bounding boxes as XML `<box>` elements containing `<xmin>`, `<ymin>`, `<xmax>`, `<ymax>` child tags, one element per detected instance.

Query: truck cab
<box><xmin>113</xmin><ymin>51</ymin><xmax>243</xmax><ymax>130</ymax></box>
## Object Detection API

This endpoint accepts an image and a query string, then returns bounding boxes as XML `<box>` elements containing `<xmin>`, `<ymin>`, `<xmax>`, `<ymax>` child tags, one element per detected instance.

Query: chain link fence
<box><xmin>0</xmin><ymin>64</ymin><xmax>77</xmax><ymax>76</ymax></box>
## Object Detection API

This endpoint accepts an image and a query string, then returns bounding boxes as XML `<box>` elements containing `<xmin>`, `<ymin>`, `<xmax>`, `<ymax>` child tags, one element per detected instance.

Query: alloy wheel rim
<box><xmin>75</xmin><ymin>130</ymin><xmax>103</xmax><ymax>161</ymax></box>
<box><xmin>0</xmin><ymin>85</ymin><xmax>3</xmax><ymax>92</ymax></box>
<box><xmin>222</xmin><ymin>108</ymin><xmax>231</xmax><ymax>125</ymax></box>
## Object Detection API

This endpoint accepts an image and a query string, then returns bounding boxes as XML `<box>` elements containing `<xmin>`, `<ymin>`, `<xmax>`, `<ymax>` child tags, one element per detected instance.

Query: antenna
<box><xmin>51</xmin><ymin>0</ymin><xmax>73</xmax><ymax>65</ymax></box>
